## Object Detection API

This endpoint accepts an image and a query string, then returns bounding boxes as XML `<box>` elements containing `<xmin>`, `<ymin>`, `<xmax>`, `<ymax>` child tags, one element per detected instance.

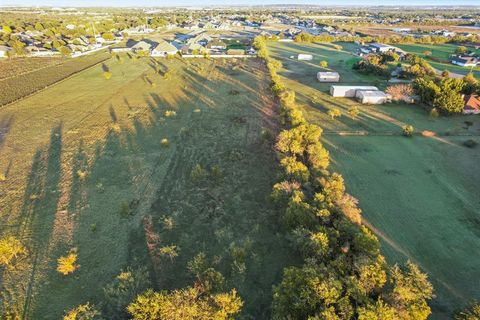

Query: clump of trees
<box><xmin>255</xmin><ymin>36</ymin><xmax>434</xmax><ymax>320</ymax></box>
<box><xmin>414</xmin><ymin>75</ymin><xmax>479</xmax><ymax>115</ymax></box>
<box><xmin>455</xmin><ymin>301</ymin><xmax>480</xmax><ymax>320</ymax></box>
<box><xmin>352</xmin><ymin>53</ymin><xmax>393</xmax><ymax>77</ymax></box>
<box><xmin>386</xmin><ymin>84</ymin><xmax>414</xmax><ymax>103</ymax></box>
<box><xmin>402</xmin><ymin>54</ymin><xmax>435</xmax><ymax>78</ymax></box>
<box><xmin>127</xmin><ymin>286</ymin><xmax>243</xmax><ymax>320</ymax></box>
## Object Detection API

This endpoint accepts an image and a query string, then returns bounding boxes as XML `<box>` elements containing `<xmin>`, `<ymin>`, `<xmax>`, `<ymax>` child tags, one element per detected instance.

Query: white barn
<box><xmin>298</xmin><ymin>54</ymin><xmax>313</xmax><ymax>61</ymax></box>
<box><xmin>356</xmin><ymin>90</ymin><xmax>389</xmax><ymax>104</ymax></box>
<box><xmin>330</xmin><ymin>86</ymin><xmax>378</xmax><ymax>97</ymax></box>
<box><xmin>317</xmin><ymin>72</ymin><xmax>340</xmax><ymax>83</ymax></box>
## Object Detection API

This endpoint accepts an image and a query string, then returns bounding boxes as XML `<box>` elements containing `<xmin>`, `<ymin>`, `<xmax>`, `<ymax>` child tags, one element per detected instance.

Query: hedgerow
<box><xmin>254</xmin><ymin>36</ymin><xmax>434</xmax><ymax>320</ymax></box>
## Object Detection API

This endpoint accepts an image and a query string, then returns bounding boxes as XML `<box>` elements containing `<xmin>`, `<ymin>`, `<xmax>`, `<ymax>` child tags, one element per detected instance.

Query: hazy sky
<box><xmin>2</xmin><ymin>0</ymin><xmax>479</xmax><ymax>7</ymax></box>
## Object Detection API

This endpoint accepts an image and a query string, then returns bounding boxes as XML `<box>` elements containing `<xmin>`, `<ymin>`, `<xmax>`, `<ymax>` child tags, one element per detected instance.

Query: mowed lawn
<box><xmin>396</xmin><ymin>43</ymin><xmax>480</xmax><ymax>77</ymax></box>
<box><xmin>0</xmin><ymin>55</ymin><xmax>297</xmax><ymax>319</ymax></box>
<box><xmin>268</xmin><ymin>41</ymin><xmax>480</xmax><ymax>319</ymax></box>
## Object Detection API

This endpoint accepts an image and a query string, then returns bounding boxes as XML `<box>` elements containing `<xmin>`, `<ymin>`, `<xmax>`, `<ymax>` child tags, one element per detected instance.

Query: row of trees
<box><xmin>254</xmin><ymin>35</ymin><xmax>435</xmax><ymax>319</ymax></box>
<box><xmin>291</xmin><ymin>31</ymin><xmax>480</xmax><ymax>47</ymax></box>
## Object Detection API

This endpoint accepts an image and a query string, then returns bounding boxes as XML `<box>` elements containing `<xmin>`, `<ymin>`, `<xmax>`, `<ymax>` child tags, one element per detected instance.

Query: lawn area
<box><xmin>396</xmin><ymin>43</ymin><xmax>480</xmax><ymax>77</ymax></box>
<box><xmin>0</xmin><ymin>54</ymin><xmax>297</xmax><ymax>318</ymax></box>
<box><xmin>268</xmin><ymin>40</ymin><xmax>480</xmax><ymax>319</ymax></box>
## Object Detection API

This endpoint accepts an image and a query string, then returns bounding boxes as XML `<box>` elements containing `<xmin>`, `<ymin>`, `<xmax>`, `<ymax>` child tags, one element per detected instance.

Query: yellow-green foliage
<box><xmin>57</xmin><ymin>251</ymin><xmax>79</xmax><ymax>275</ymax></box>
<box><xmin>64</xmin><ymin>303</ymin><xmax>101</xmax><ymax>320</ymax></box>
<box><xmin>0</xmin><ymin>236</ymin><xmax>27</xmax><ymax>266</ymax></box>
<box><xmin>104</xmin><ymin>71</ymin><xmax>112</xmax><ymax>80</ymax></box>
<box><xmin>161</xmin><ymin>138</ymin><xmax>169</xmax><ymax>147</ymax></box>
<box><xmin>127</xmin><ymin>287</ymin><xmax>243</xmax><ymax>320</ymax></box>
<box><xmin>164</xmin><ymin>110</ymin><xmax>177</xmax><ymax>117</ymax></box>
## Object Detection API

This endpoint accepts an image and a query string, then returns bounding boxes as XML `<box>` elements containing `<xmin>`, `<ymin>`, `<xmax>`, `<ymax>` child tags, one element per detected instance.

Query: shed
<box><xmin>317</xmin><ymin>72</ymin><xmax>340</xmax><ymax>83</ymax></box>
<box><xmin>298</xmin><ymin>54</ymin><xmax>313</xmax><ymax>61</ymax></box>
<box><xmin>356</xmin><ymin>90</ymin><xmax>388</xmax><ymax>104</ymax></box>
<box><xmin>330</xmin><ymin>86</ymin><xmax>378</xmax><ymax>98</ymax></box>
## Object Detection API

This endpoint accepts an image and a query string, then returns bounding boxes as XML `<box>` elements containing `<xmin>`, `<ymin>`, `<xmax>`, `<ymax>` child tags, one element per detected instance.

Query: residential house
<box><xmin>463</xmin><ymin>95</ymin><xmax>480</xmax><ymax>114</ymax></box>
<box><xmin>0</xmin><ymin>45</ymin><xmax>13</xmax><ymax>57</ymax></box>
<box><xmin>132</xmin><ymin>40</ymin><xmax>153</xmax><ymax>53</ymax></box>
<box><xmin>207</xmin><ymin>39</ymin><xmax>227</xmax><ymax>50</ymax></box>
<box><xmin>151</xmin><ymin>40</ymin><xmax>178</xmax><ymax>56</ymax></box>
<box><xmin>451</xmin><ymin>56</ymin><xmax>478</xmax><ymax>67</ymax></box>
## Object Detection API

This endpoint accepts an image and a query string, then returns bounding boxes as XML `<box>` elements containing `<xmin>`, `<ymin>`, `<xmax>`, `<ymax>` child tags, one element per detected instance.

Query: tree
<box><xmin>389</xmin><ymin>261</ymin><xmax>433</xmax><ymax>320</ymax></box>
<box><xmin>0</xmin><ymin>236</ymin><xmax>26</xmax><ymax>267</ymax></box>
<box><xmin>103</xmin><ymin>72</ymin><xmax>112</xmax><ymax>80</ymax></box>
<box><xmin>441</xmin><ymin>70</ymin><xmax>449</xmax><ymax>78</ymax></box>
<box><xmin>455</xmin><ymin>46</ymin><xmax>468</xmax><ymax>54</ymax></box>
<box><xmin>402</xmin><ymin>125</ymin><xmax>414</xmax><ymax>137</ymax></box>
<box><xmin>127</xmin><ymin>287</ymin><xmax>243</xmax><ymax>320</ymax></box>
<box><xmin>433</xmin><ymin>89</ymin><xmax>464</xmax><ymax>114</ymax></box>
<box><xmin>103</xmin><ymin>267</ymin><xmax>150</xmax><ymax>319</ymax></box>
<box><xmin>358</xmin><ymin>299</ymin><xmax>396</xmax><ymax>320</ymax></box>
<box><xmin>319</xmin><ymin>60</ymin><xmax>328</xmax><ymax>68</ymax></box>
<box><xmin>59</xmin><ymin>46</ymin><xmax>72</xmax><ymax>56</ymax></box>
<box><xmin>348</xmin><ymin>106</ymin><xmax>360</xmax><ymax>119</ymax></box>
<box><xmin>455</xmin><ymin>301</ymin><xmax>480</xmax><ymax>320</ymax></box>
<box><xmin>64</xmin><ymin>303</ymin><xmax>102</xmax><ymax>320</ymax></box>
<box><xmin>328</xmin><ymin>108</ymin><xmax>341</xmax><ymax>120</ymax></box>
<box><xmin>57</xmin><ymin>250</ymin><xmax>79</xmax><ymax>275</ymax></box>
<box><xmin>422</xmin><ymin>50</ymin><xmax>432</xmax><ymax>57</ymax></box>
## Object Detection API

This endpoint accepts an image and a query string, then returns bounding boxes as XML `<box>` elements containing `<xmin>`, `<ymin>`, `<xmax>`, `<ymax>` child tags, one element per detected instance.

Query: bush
<box><xmin>103</xmin><ymin>71</ymin><xmax>112</xmax><ymax>79</ymax></box>
<box><xmin>463</xmin><ymin>139</ymin><xmax>478</xmax><ymax>148</ymax></box>
<box><xmin>164</xmin><ymin>110</ymin><xmax>176</xmax><ymax>117</ymax></box>
<box><xmin>191</xmin><ymin>164</ymin><xmax>206</xmax><ymax>183</ymax></box>
<box><xmin>0</xmin><ymin>236</ymin><xmax>27</xmax><ymax>267</ymax></box>
<box><xmin>319</xmin><ymin>60</ymin><xmax>328</xmax><ymax>68</ymax></box>
<box><xmin>64</xmin><ymin>303</ymin><xmax>102</xmax><ymax>320</ymax></box>
<box><xmin>403</xmin><ymin>125</ymin><xmax>414</xmax><ymax>137</ymax></box>
<box><xmin>57</xmin><ymin>250</ymin><xmax>79</xmax><ymax>275</ymax></box>
<box><xmin>160</xmin><ymin>138</ymin><xmax>169</xmax><ymax>147</ymax></box>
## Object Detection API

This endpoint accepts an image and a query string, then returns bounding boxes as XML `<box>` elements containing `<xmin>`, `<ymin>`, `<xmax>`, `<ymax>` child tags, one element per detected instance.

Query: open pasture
<box><xmin>0</xmin><ymin>54</ymin><xmax>297</xmax><ymax>319</ymax></box>
<box><xmin>268</xmin><ymin>40</ymin><xmax>480</xmax><ymax>319</ymax></box>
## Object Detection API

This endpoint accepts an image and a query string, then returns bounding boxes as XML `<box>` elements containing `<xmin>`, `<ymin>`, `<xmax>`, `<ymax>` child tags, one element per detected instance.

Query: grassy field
<box><xmin>0</xmin><ymin>54</ymin><xmax>298</xmax><ymax>318</ymax></box>
<box><xmin>268</xmin><ymin>41</ymin><xmax>480</xmax><ymax>319</ymax></box>
<box><xmin>396</xmin><ymin>43</ymin><xmax>480</xmax><ymax>77</ymax></box>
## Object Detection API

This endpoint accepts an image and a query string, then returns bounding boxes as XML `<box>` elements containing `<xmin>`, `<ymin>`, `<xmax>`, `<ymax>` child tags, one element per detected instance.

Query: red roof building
<box><xmin>463</xmin><ymin>95</ymin><xmax>480</xmax><ymax>115</ymax></box>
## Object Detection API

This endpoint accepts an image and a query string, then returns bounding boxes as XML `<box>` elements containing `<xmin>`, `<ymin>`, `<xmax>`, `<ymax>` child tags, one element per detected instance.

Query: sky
<box><xmin>2</xmin><ymin>0</ymin><xmax>479</xmax><ymax>7</ymax></box>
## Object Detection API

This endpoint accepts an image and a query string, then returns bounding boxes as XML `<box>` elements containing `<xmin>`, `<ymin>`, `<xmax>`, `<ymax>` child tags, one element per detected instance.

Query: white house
<box><xmin>298</xmin><ymin>54</ymin><xmax>313</xmax><ymax>61</ymax></box>
<box><xmin>451</xmin><ymin>56</ymin><xmax>478</xmax><ymax>67</ymax></box>
<box><xmin>0</xmin><ymin>45</ymin><xmax>13</xmax><ymax>57</ymax></box>
<box><xmin>151</xmin><ymin>40</ymin><xmax>178</xmax><ymax>57</ymax></box>
<box><xmin>356</xmin><ymin>90</ymin><xmax>389</xmax><ymax>104</ymax></box>
<box><xmin>330</xmin><ymin>86</ymin><xmax>378</xmax><ymax>97</ymax></box>
<box><xmin>317</xmin><ymin>72</ymin><xmax>340</xmax><ymax>83</ymax></box>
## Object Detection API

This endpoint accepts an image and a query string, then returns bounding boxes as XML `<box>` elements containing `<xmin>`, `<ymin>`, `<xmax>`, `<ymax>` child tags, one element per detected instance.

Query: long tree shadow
<box><xmin>17</xmin><ymin>124</ymin><xmax>63</xmax><ymax>320</ymax></box>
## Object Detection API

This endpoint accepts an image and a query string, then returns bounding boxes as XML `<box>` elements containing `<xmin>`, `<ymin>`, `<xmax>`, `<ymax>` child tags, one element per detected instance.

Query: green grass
<box><xmin>268</xmin><ymin>40</ymin><xmax>480</xmax><ymax>320</ymax></box>
<box><xmin>0</xmin><ymin>55</ymin><xmax>298</xmax><ymax>319</ymax></box>
<box><xmin>396</xmin><ymin>43</ymin><xmax>480</xmax><ymax>77</ymax></box>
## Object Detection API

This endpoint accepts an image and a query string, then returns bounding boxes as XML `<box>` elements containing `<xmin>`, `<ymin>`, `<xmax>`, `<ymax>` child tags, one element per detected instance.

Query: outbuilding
<box><xmin>356</xmin><ymin>90</ymin><xmax>389</xmax><ymax>104</ymax></box>
<box><xmin>317</xmin><ymin>72</ymin><xmax>340</xmax><ymax>82</ymax></box>
<box><xmin>330</xmin><ymin>85</ymin><xmax>378</xmax><ymax>97</ymax></box>
<box><xmin>298</xmin><ymin>54</ymin><xmax>313</xmax><ymax>61</ymax></box>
